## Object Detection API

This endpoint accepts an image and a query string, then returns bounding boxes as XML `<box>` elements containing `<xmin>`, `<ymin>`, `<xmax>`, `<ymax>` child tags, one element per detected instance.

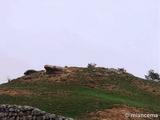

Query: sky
<box><xmin>0</xmin><ymin>0</ymin><xmax>159</xmax><ymax>84</ymax></box>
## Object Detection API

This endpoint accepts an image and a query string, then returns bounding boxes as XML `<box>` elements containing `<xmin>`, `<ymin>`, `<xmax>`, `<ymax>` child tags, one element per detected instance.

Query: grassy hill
<box><xmin>0</xmin><ymin>66</ymin><xmax>160</xmax><ymax>119</ymax></box>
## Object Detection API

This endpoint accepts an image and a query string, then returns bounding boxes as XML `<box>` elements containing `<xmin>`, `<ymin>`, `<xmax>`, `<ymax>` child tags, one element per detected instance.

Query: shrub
<box><xmin>87</xmin><ymin>63</ymin><xmax>97</xmax><ymax>68</ymax></box>
<box><xmin>7</xmin><ymin>76</ymin><xmax>11</xmax><ymax>83</ymax></box>
<box><xmin>118</xmin><ymin>68</ymin><xmax>126</xmax><ymax>72</ymax></box>
<box><xmin>145</xmin><ymin>69</ymin><xmax>160</xmax><ymax>81</ymax></box>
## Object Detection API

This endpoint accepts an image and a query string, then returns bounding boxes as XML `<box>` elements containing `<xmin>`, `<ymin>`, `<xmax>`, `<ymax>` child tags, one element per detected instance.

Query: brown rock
<box><xmin>24</xmin><ymin>69</ymin><xmax>38</xmax><ymax>76</ymax></box>
<box><xmin>44</xmin><ymin>65</ymin><xmax>62</xmax><ymax>74</ymax></box>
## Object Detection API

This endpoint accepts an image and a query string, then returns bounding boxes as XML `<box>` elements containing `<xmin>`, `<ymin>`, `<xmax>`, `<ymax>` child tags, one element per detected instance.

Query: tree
<box><xmin>87</xmin><ymin>63</ymin><xmax>97</xmax><ymax>68</ymax></box>
<box><xmin>145</xmin><ymin>69</ymin><xmax>160</xmax><ymax>81</ymax></box>
<box><xmin>118</xmin><ymin>68</ymin><xmax>127</xmax><ymax>72</ymax></box>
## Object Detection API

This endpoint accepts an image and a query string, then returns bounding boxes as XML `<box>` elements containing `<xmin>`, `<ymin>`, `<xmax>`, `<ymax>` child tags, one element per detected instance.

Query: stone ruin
<box><xmin>23</xmin><ymin>65</ymin><xmax>63</xmax><ymax>76</ymax></box>
<box><xmin>21</xmin><ymin>65</ymin><xmax>132</xmax><ymax>81</ymax></box>
<box><xmin>0</xmin><ymin>104</ymin><xmax>74</xmax><ymax>120</ymax></box>
<box><xmin>44</xmin><ymin>65</ymin><xmax>63</xmax><ymax>74</ymax></box>
<box><xmin>24</xmin><ymin>70</ymin><xmax>38</xmax><ymax>76</ymax></box>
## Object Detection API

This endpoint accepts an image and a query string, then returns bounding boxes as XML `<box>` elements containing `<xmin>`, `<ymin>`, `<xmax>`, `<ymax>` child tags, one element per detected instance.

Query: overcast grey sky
<box><xmin>0</xmin><ymin>0</ymin><xmax>159</xmax><ymax>84</ymax></box>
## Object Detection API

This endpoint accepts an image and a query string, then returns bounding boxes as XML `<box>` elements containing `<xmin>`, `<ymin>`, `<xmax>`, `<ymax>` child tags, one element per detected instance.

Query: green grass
<box><xmin>0</xmin><ymin>89</ymin><xmax>118</xmax><ymax>118</ymax></box>
<box><xmin>0</xmin><ymin>68</ymin><xmax>160</xmax><ymax>119</ymax></box>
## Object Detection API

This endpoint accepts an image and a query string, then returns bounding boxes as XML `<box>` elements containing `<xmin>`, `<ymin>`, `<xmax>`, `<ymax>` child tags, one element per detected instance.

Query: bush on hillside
<box><xmin>145</xmin><ymin>69</ymin><xmax>160</xmax><ymax>81</ymax></box>
<box><xmin>118</xmin><ymin>68</ymin><xmax>127</xmax><ymax>72</ymax></box>
<box><xmin>87</xmin><ymin>63</ymin><xmax>97</xmax><ymax>68</ymax></box>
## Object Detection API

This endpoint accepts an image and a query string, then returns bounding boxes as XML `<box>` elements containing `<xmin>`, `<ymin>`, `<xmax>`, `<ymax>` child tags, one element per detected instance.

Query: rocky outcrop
<box><xmin>107</xmin><ymin>68</ymin><xmax>122</xmax><ymax>75</ymax></box>
<box><xmin>44</xmin><ymin>65</ymin><xmax>63</xmax><ymax>74</ymax></box>
<box><xmin>103</xmin><ymin>68</ymin><xmax>123</xmax><ymax>76</ymax></box>
<box><xmin>24</xmin><ymin>69</ymin><xmax>38</xmax><ymax>76</ymax></box>
<box><xmin>0</xmin><ymin>104</ymin><xmax>74</xmax><ymax>120</ymax></box>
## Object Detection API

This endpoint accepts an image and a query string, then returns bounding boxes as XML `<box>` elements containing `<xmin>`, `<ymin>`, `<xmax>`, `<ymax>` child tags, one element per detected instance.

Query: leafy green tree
<box><xmin>118</xmin><ymin>68</ymin><xmax>127</xmax><ymax>72</ymax></box>
<box><xmin>145</xmin><ymin>69</ymin><xmax>160</xmax><ymax>81</ymax></box>
<box><xmin>87</xmin><ymin>63</ymin><xmax>97</xmax><ymax>68</ymax></box>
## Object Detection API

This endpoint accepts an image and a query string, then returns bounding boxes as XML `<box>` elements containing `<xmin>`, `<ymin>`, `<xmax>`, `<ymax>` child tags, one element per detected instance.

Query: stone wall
<box><xmin>0</xmin><ymin>104</ymin><xmax>74</xmax><ymax>120</ymax></box>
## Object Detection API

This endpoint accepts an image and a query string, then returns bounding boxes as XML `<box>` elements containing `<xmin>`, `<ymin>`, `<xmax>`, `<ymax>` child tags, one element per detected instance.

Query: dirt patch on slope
<box><xmin>87</xmin><ymin>106</ymin><xmax>156</xmax><ymax>120</ymax></box>
<box><xmin>131</xmin><ymin>81</ymin><xmax>160</xmax><ymax>95</ymax></box>
<box><xmin>0</xmin><ymin>90</ymin><xmax>33</xmax><ymax>95</ymax></box>
<box><xmin>0</xmin><ymin>89</ymin><xmax>69</xmax><ymax>96</ymax></box>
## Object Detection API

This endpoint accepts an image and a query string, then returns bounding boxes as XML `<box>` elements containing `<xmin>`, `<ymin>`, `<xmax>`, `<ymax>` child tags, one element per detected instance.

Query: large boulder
<box><xmin>44</xmin><ymin>65</ymin><xmax>62</xmax><ymax>74</ymax></box>
<box><xmin>24</xmin><ymin>69</ymin><xmax>38</xmax><ymax>76</ymax></box>
<box><xmin>107</xmin><ymin>68</ymin><xmax>121</xmax><ymax>75</ymax></box>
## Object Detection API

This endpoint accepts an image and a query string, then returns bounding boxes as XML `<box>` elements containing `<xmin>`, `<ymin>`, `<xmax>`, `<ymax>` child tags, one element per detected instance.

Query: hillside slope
<box><xmin>0</xmin><ymin>66</ymin><xmax>160</xmax><ymax>119</ymax></box>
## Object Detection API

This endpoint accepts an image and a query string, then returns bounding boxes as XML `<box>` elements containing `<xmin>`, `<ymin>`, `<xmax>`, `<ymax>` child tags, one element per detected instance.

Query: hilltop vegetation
<box><xmin>0</xmin><ymin>65</ymin><xmax>160</xmax><ymax>119</ymax></box>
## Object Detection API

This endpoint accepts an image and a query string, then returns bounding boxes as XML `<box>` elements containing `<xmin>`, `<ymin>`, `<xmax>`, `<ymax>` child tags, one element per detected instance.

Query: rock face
<box><xmin>24</xmin><ymin>69</ymin><xmax>38</xmax><ymax>76</ymax></box>
<box><xmin>44</xmin><ymin>65</ymin><xmax>63</xmax><ymax>74</ymax></box>
<box><xmin>0</xmin><ymin>104</ymin><xmax>74</xmax><ymax>120</ymax></box>
<box><xmin>104</xmin><ymin>68</ymin><xmax>122</xmax><ymax>76</ymax></box>
<box><xmin>107</xmin><ymin>68</ymin><xmax>121</xmax><ymax>75</ymax></box>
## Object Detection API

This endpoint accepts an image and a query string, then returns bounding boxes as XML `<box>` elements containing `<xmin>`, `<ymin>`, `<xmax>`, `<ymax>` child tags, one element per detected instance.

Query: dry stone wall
<box><xmin>0</xmin><ymin>104</ymin><xmax>74</xmax><ymax>120</ymax></box>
